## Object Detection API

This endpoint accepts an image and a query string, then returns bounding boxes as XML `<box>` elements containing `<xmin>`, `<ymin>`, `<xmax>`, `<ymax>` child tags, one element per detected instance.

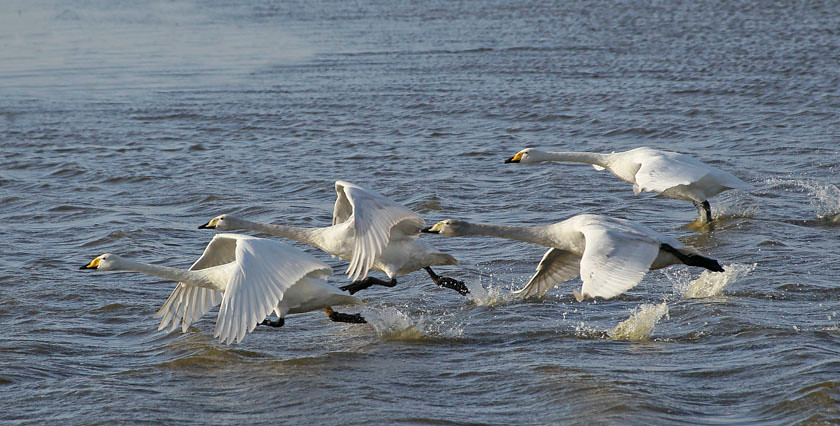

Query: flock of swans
<box><xmin>82</xmin><ymin>147</ymin><xmax>752</xmax><ymax>344</ymax></box>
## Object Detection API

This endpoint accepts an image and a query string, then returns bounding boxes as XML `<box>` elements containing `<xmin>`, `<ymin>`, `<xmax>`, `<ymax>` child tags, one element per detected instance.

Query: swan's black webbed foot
<box><xmin>324</xmin><ymin>308</ymin><xmax>367</xmax><ymax>324</ymax></box>
<box><xmin>660</xmin><ymin>243</ymin><xmax>724</xmax><ymax>273</ymax></box>
<box><xmin>693</xmin><ymin>200</ymin><xmax>713</xmax><ymax>224</ymax></box>
<box><xmin>437</xmin><ymin>277</ymin><xmax>470</xmax><ymax>295</ymax></box>
<box><xmin>339</xmin><ymin>276</ymin><xmax>397</xmax><ymax>295</ymax></box>
<box><xmin>424</xmin><ymin>267</ymin><xmax>469</xmax><ymax>295</ymax></box>
<box><xmin>260</xmin><ymin>317</ymin><xmax>285</xmax><ymax>327</ymax></box>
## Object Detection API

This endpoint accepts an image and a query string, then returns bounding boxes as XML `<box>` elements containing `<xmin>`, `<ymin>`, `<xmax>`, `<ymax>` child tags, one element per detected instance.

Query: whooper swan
<box><xmin>422</xmin><ymin>215</ymin><xmax>724</xmax><ymax>301</ymax></box>
<box><xmin>199</xmin><ymin>180</ymin><xmax>467</xmax><ymax>296</ymax></box>
<box><xmin>81</xmin><ymin>233</ymin><xmax>365</xmax><ymax>344</ymax></box>
<box><xmin>505</xmin><ymin>147</ymin><xmax>752</xmax><ymax>225</ymax></box>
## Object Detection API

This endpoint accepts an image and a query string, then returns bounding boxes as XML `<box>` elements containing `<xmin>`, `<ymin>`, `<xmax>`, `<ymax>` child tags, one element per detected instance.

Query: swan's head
<box><xmin>421</xmin><ymin>219</ymin><xmax>470</xmax><ymax>237</ymax></box>
<box><xmin>505</xmin><ymin>148</ymin><xmax>546</xmax><ymax>164</ymax></box>
<box><xmin>80</xmin><ymin>254</ymin><xmax>123</xmax><ymax>271</ymax></box>
<box><xmin>199</xmin><ymin>214</ymin><xmax>240</xmax><ymax>231</ymax></box>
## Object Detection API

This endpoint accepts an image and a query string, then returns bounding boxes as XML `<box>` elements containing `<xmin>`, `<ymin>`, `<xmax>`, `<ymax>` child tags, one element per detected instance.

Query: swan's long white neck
<box><xmin>110</xmin><ymin>258</ymin><xmax>223</xmax><ymax>291</ymax></box>
<box><xmin>227</xmin><ymin>218</ymin><xmax>332</xmax><ymax>253</ymax></box>
<box><xmin>459</xmin><ymin>222</ymin><xmax>556</xmax><ymax>248</ymax></box>
<box><xmin>535</xmin><ymin>151</ymin><xmax>610</xmax><ymax>167</ymax></box>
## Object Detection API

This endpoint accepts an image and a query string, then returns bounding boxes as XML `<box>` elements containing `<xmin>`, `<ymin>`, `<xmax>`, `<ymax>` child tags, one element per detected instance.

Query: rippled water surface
<box><xmin>2</xmin><ymin>0</ymin><xmax>839</xmax><ymax>424</ymax></box>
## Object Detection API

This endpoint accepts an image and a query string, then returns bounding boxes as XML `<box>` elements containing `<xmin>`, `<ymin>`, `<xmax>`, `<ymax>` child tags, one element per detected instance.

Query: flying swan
<box><xmin>81</xmin><ymin>233</ymin><xmax>365</xmax><ymax>344</ymax></box>
<box><xmin>505</xmin><ymin>147</ymin><xmax>752</xmax><ymax>225</ymax></box>
<box><xmin>199</xmin><ymin>180</ymin><xmax>467</xmax><ymax>296</ymax></box>
<box><xmin>422</xmin><ymin>214</ymin><xmax>724</xmax><ymax>301</ymax></box>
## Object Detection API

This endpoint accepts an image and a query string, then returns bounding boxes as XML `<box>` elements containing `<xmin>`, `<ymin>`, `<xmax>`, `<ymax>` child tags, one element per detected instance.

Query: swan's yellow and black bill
<box><xmin>505</xmin><ymin>152</ymin><xmax>523</xmax><ymax>163</ymax></box>
<box><xmin>198</xmin><ymin>218</ymin><xmax>219</xmax><ymax>229</ymax></box>
<box><xmin>80</xmin><ymin>257</ymin><xmax>101</xmax><ymax>270</ymax></box>
<box><xmin>421</xmin><ymin>222</ymin><xmax>444</xmax><ymax>234</ymax></box>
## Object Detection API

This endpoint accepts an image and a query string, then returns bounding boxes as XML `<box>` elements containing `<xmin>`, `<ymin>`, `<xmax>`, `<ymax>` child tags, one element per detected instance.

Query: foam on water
<box><xmin>666</xmin><ymin>263</ymin><xmax>757</xmax><ymax>299</ymax></box>
<box><xmin>607</xmin><ymin>302</ymin><xmax>670</xmax><ymax>341</ymax></box>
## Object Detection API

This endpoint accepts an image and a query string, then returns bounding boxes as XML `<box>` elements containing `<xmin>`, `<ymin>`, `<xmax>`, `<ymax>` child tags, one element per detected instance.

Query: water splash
<box><xmin>765</xmin><ymin>178</ymin><xmax>840</xmax><ymax>223</ymax></box>
<box><xmin>607</xmin><ymin>303</ymin><xmax>669</xmax><ymax>341</ymax></box>
<box><xmin>710</xmin><ymin>194</ymin><xmax>758</xmax><ymax>221</ymax></box>
<box><xmin>574</xmin><ymin>321</ymin><xmax>602</xmax><ymax>339</ymax></box>
<box><xmin>361</xmin><ymin>306</ymin><xmax>463</xmax><ymax>340</ymax></box>
<box><xmin>664</xmin><ymin>263</ymin><xmax>756</xmax><ymax>299</ymax></box>
<box><xmin>801</xmin><ymin>181</ymin><xmax>840</xmax><ymax>223</ymax></box>
<box><xmin>466</xmin><ymin>279</ymin><xmax>520</xmax><ymax>307</ymax></box>
<box><xmin>361</xmin><ymin>306</ymin><xmax>423</xmax><ymax>340</ymax></box>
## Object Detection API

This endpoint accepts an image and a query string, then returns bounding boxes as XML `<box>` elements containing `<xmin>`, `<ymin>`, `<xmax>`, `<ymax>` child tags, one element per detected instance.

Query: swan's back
<box><xmin>618</xmin><ymin>148</ymin><xmax>751</xmax><ymax>200</ymax></box>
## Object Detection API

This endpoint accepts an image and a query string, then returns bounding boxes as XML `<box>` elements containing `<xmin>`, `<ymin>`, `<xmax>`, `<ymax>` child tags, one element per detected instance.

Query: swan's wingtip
<box><xmin>573</xmin><ymin>290</ymin><xmax>584</xmax><ymax>303</ymax></box>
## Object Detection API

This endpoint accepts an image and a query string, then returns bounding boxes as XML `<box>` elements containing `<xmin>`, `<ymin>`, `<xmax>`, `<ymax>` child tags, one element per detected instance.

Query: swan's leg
<box><xmin>260</xmin><ymin>317</ymin><xmax>285</xmax><ymax>327</ymax></box>
<box><xmin>424</xmin><ymin>267</ymin><xmax>469</xmax><ymax>295</ymax></box>
<box><xmin>693</xmin><ymin>200</ymin><xmax>713</xmax><ymax>223</ymax></box>
<box><xmin>659</xmin><ymin>243</ymin><xmax>724</xmax><ymax>272</ymax></box>
<box><xmin>339</xmin><ymin>276</ymin><xmax>397</xmax><ymax>294</ymax></box>
<box><xmin>323</xmin><ymin>307</ymin><xmax>367</xmax><ymax>324</ymax></box>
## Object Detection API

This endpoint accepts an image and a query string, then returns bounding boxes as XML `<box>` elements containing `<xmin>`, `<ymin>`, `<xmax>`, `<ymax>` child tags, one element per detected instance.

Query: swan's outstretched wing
<box><xmin>214</xmin><ymin>235</ymin><xmax>332</xmax><ymax>344</ymax></box>
<box><xmin>154</xmin><ymin>234</ymin><xmax>238</xmax><ymax>333</ymax></box>
<box><xmin>332</xmin><ymin>181</ymin><xmax>354</xmax><ymax>226</ymax></box>
<box><xmin>513</xmin><ymin>248</ymin><xmax>581</xmax><ymax>298</ymax></box>
<box><xmin>333</xmin><ymin>180</ymin><xmax>425</xmax><ymax>281</ymax></box>
<box><xmin>155</xmin><ymin>284</ymin><xmax>223</xmax><ymax>334</ymax></box>
<box><xmin>577</xmin><ymin>225</ymin><xmax>659</xmax><ymax>300</ymax></box>
<box><xmin>633</xmin><ymin>151</ymin><xmax>710</xmax><ymax>195</ymax></box>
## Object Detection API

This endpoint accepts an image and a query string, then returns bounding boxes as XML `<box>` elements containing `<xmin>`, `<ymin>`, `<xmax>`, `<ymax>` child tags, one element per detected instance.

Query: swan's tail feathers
<box><xmin>572</xmin><ymin>290</ymin><xmax>585</xmax><ymax>302</ymax></box>
<box><xmin>660</xmin><ymin>243</ymin><xmax>724</xmax><ymax>273</ymax></box>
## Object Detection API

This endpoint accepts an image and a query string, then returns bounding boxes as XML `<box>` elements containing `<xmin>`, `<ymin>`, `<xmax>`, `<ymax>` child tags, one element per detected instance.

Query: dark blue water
<box><xmin>2</xmin><ymin>0</ymin><xmax>839</xmax><ymax>424</ymax></box>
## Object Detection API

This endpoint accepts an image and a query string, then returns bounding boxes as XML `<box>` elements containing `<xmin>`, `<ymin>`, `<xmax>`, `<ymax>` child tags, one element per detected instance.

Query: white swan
<box><xmin>505</xmin><ymin>147</ymin><xmax>752</xmax><ymax>224</ymax></box>
<box><xmin>422</xmin><ymin>214</ymin><xmax>724</xmax><ymax>301</ymax></box>
<box><xmin>199</xmin><ymin>180</ymin><xmax>467</xmax><ymax>296</ymax></box>
<box><xmin>81</xmin><ymin>233</ymin><xmax>364</xmax><ymax>344</ymax></box>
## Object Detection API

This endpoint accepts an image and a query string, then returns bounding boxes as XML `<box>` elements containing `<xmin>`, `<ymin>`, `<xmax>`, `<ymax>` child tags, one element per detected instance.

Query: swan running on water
<box><xmin>199</xmin><ymin>180</ymin><xmax>467</xmax><ymax>296</ymax></box>
<box><xmin>422</xmin><ymin>215</ymin><xmax>724</xmax><ymax>301</ymax></box>
<box><xmin>81</xmin><ymin>233</ymin><xmax>365</xmax><ymax>344</ymax></box>
<box><xmin>505</xmin><ymin>147</ymin><xmax>752</xmax><ymax>225</ymax></box>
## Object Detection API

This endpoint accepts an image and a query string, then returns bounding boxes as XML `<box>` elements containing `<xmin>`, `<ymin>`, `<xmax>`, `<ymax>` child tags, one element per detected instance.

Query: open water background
<box><xmin>1</xmin><ymin>0</ymin><xmax>839</xmax><ymax>424</ymax></box>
